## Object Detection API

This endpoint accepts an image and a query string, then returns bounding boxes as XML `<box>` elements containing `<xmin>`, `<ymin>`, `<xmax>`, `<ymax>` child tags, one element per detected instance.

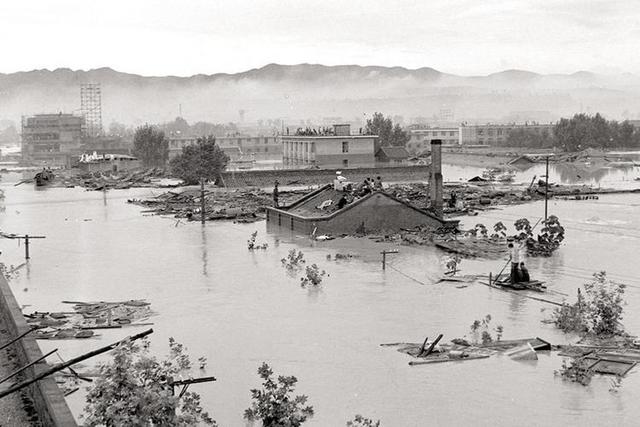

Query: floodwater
<box><xmin>0</xmin><ymin>164</ymin><xmax>639</xmax><ymax>426</ymax></box>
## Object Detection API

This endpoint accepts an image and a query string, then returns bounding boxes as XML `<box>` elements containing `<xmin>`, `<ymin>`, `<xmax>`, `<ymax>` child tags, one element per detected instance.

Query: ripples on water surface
<box><xmin>0</xmin><ymin>167</ymin><xmax>639</xmax><ymax>426</ymax></box>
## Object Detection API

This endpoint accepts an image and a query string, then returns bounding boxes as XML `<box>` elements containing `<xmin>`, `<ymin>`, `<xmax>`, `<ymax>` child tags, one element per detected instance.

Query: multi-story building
<box><xmin>407</xmin><ymin>127</ymin><xmax>459</xmax><ymax>153</ymax></box>
<box><xmin>21</xmin><ymin>113</ymin><xmax>84</xmax><ymax>165</ymax></box>
<box><xmin>168</xmin><ymin>135</ymin><xmax>281</xmax><ymax>161</ymax></box>
<box><xmin>459</xmin><ymin>123</ymin><xmax>554</xmax><ymax>145</ymax></box>
<box><xmin>282</xmin><ymin>124</ymin><xmax>377</xmax><ymax>168</ymax></box>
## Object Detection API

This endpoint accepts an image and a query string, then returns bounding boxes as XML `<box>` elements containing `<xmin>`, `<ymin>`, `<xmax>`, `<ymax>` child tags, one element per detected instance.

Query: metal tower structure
<box><xmin>80</xmin><ymin>83</ymin><xmax>103</xmax><ymax>138</ymax></box>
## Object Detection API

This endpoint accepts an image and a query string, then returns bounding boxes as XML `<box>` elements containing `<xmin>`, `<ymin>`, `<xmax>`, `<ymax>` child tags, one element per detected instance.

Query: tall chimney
<box><xmin>429</xmin><ymin>139</ymin><xmax>443</xmax><ymax>218</ymax></box>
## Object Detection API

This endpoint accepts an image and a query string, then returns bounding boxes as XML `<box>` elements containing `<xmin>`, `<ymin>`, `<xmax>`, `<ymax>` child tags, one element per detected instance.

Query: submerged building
<box><xmin>21</xmin><ymin>113</ymin><xmax>84</xmax><ymax>166</ymax></box>
<box><xmin>267</xmin><ymin>139</ymin><xmax>458</xmax><ymax>235</ymax></box>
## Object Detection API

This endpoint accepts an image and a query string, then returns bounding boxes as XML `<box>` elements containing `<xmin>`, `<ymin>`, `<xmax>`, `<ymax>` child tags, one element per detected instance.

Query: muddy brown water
<box><xmin>0</xmin><ymin>165</ymin><xmax>639</xmax><ymax>426</ymax></box>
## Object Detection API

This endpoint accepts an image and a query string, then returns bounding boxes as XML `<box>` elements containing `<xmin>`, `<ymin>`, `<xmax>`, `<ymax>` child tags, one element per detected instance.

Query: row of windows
<box><xmin>413</xmin><ymin>131</ymin><xmax>457</xmax><ymax>137</ymax></box>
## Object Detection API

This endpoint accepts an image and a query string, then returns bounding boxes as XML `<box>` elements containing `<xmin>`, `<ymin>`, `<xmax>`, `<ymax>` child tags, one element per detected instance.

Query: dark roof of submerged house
<box><xmin>507</xmin><ymin>155</ymin><xmax>536</xmax><ymax>165</ymax></box>
<box><xmin>276</xmin><ymin>183</ymin><xmax>451</xmax><ymax>225</ymax></box>
<box><xmin>375</xmin><ymin>146</ymin><xmax>411</xmax><ymax>160</ymax></box>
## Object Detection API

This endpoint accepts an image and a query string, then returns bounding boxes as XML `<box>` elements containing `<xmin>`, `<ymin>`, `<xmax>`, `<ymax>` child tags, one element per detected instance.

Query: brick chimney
<box><xmin>429</xmin><ymin>139</ymin><xmax>443</xmax><ymax>218</ymax></box>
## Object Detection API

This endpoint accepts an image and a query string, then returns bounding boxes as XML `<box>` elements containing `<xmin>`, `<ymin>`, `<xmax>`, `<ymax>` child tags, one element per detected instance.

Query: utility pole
<box><xmin>544</xmin><ymin>156</ymin><xmax>549</xmax><ymax>221</ymax></box>
<box><xmin>200</xmin><ymin>178</ymin><xmax>206</xmax><ymax>224</ymax></box>
<box><xmin>1</xmin><ymin>233</ymin><xmax>46</xmax><ymax>259</ymax></box>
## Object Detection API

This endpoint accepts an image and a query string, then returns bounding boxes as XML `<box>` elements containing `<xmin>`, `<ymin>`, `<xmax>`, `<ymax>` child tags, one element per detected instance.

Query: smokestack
<box><xmin>429</xmin><ymin>139</ymin><xmax>443</xmax><ymax>218</ymax></box>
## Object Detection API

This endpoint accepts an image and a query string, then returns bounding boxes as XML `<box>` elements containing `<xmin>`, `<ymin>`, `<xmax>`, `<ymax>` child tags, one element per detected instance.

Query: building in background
<box><xmin>21</xmin><ymin>113</ymin><xmax>84</xmax><ymax>166</ymax></box>
<box><xmin>408</xmin><ymin>127</ymin><xmax>459</xmax><ymax>153</ymax></box>
<box><xmin>375</xmin><ymin>146</ymin><xmax>410</xmax><ymax>164</ymax></box>
<box><xmin>459</xmin><ymin>123</ymin><xmax>554</xmax><ymax>145</ymax></box>
<box><xmin>168</xmin><ymin>135</ymin><xmax>280</xmax><ymax>161</ymax></box>
<box><xmin>282</xmin><ymin>124</ymin><xmax>377</xmax><ymax>168</ymax></box>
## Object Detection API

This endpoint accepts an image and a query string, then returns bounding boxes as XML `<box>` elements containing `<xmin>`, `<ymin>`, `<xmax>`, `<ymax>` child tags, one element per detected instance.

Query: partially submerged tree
<box><xmin>347</xmin><ymin>415</ymin><xmax>381</xmax><ymax>427</ymax></box>
<box><xmin>133</xmin><ymin>124</ymin><xmax>169</xmax><ymax>167</ymax></box>
<box><xmin>83</xmin><ymin>338</ymin><xmax>216</xmax><ymax>426</ymax></box>
<box><xmin>244</xmin><ymin>362</ymin><xmax>314</xmax><ymax>427</ymax></box>
<box><xmin>169</xmin><ymin>135</ymin><xmax>229</xmax><ymax>185</ymax></box>
<box><xmin>552</xmin><ymin>271</ymin><xmax>626</xmax><ymax>336</ymax></box>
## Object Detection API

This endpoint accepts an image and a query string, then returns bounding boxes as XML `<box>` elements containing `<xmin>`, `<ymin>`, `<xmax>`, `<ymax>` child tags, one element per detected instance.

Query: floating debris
<box><xmin>25</xmin><ymin>299</ymin><xmax>154</xmax><ymax>340</ymax></box>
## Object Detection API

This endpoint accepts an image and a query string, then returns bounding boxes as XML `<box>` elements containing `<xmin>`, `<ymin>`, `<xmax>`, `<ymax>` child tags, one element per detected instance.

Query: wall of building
<box><xmin>459</xmin><ymin>124</ymin><xmax>554</xmax><ymax>145</ymax></box>
<box><xmin>221</xmin><ymin>164</ymin><xmax>430</xmax><ymax>188</ymax></box>
<box><xmin>408</xmin><ymin>128</ymin><xmax>459</xmax><ymax>153</ymax></box>
<box><xmin>0</xmin><ymin>273</ymin><xmax>77</xmax><ymax>426</ymax></box>
<box><xmin>282</xmin><ymin>136</ymin><xmax>375</xmax><ymax>168</ymax></box>
<box><xmin>168</xmin><ymin>136</ymin><xmax>281</xmax><ymax>160</ymax></box>
<box><xmin>21</xmin><ymin>114</ymin><xmax>84</xmax><ymax>166</ymax></box>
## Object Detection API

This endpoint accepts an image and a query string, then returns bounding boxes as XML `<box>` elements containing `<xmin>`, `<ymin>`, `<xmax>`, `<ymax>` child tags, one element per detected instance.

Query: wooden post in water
<box><xmin>200</xmin><ymin>178</ymin><xmax>206</xmax><ymax>224</ymax></box>
<box><xmin>381</xmin><ymin>249</ymin><xmax>399</xmax><ymax>270</ymax></box>
<box><xmin>544</xmin><ymin>156</ymin><xmax>549</xmax><ymax>221</ymax></box>
<box><xmin>1</xmin><ymin>233</ymin><xmax>46</xmax><ymax>260</ymax></box>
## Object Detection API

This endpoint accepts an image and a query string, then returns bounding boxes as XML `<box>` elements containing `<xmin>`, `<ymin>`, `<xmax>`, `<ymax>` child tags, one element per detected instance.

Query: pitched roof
<box><xmin>376</xmin><ymin>146</ymin><xmax>410</xmax><ymax>160</ymax></box>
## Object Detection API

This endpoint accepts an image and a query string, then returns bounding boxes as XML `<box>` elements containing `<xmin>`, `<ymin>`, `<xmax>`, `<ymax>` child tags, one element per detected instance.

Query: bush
<box><xmin>247</xmin><ymin>231</ymin><xmax>268</xmax><ymax>250</ymax></box>
<box><xmin>469</xmin><ymin>315</ymin><xmax>503</xmax><ymax>345</ymax></box>
<box><xmin>552</xmin><ymin>271</ymin><xmax>626</xmax><ymax>336</ymax></box>
<box><xmin>347</xmin><ymin>415</ymin><xmax>381</xmax><ymax>426</ymax></box>
<box><xmin>300</xmin><ymin>264</ymin><xmax>326</xmax><ymax>287</ymax></box>
<box><xmin>555</xmin><ymin>358</ymin><xmax>594</xmax><ymax>386</ymax></box>
<box><xmin>83</xmin><ymin>338</ymin><xmax>215</xmax><ymax>426</ymax></box>
<box><xmin>281</xmin><ymin>249</ymin><xmax>306</xmax><ymax>271</ymax></box>
<box><xmin>244</xmin><ymin>363</ymin><xmax>314</xmax><ymax>427</ymax></box>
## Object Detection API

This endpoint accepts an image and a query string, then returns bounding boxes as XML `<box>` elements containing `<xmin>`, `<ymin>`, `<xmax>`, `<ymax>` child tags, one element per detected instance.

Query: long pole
<box><xmin>25</xmin><ymin>235</ymin><xmax>29</xmax><ymax>260</ymax></box>
<box><xmin>0</xmin><ymin>328</ymin><xmax>153</xmax><ymax>399</ymax></box>
<box><xmin>200</xmin><ymin>178</ymin><xmax>206</xmax><ymax>224</ymax></box>
<box><xmin>544</xmin><ymin>156</ymin><xmax>549</xmax><ymax>221</ymax></box>
<box><xmin>0</xmin><ymin>348</ymin><xmax>57</xmax><ymax>385</ymax></box>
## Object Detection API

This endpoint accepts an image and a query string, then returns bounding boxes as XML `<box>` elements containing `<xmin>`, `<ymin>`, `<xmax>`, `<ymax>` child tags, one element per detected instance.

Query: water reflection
<box><xmin>201</xmin><ymin>225</ymin><xmax>208</xmax><ymax>278</ymax></box>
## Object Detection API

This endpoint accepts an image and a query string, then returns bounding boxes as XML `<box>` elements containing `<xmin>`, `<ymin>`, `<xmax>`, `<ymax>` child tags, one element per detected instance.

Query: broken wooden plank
<box><xmin>409</xmin><ymin>354</ymin><xmax>490</xmax><ymax>366</ymax></box>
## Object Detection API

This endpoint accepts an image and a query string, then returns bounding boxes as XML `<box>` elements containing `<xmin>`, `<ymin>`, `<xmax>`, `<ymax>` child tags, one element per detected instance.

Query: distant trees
<box><xmin>169</xmin><ymin>135</ymin><xmax>229</xmax><ymax>185</ymax></box>
<box><xmin>133</xmin><ymin>124</ymin><xmax>169</xmax><ymax>167</ymax></box>
<box><xmin>364</xmin><ymin>112</ymin><xmax>409</xmax><ymax>147</ymax></box>
<box><xmin>553</xmin><ymin>113</ymin><xmax>639</xmax><ymax>151</ymax></box>
<box><xmin>505</xmin><ymin>128</ymin><xmax>553</xmax><ymax>148</ymax></box>
<box><xmin>161</xmin><ymin>117</ymin><xmax>239</xmax><ymax>138</ymax></box>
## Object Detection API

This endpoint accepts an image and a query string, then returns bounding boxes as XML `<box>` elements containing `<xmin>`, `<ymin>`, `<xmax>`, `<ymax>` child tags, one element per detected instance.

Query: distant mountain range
<box><xmin>1</xmin><ymin>64</ymin><xmax>640</xmax><ymax>126</ymax></box>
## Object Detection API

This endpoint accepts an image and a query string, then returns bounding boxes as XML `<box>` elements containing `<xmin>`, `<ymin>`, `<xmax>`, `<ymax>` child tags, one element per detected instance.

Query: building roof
<box><xmin>376</xmin><ymin>146</ymin><xmax>410</xmax><ymax>160</ymax></box>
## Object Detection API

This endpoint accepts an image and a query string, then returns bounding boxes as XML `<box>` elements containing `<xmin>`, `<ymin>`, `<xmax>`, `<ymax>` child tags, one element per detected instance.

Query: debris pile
<box><xmin>382</xmin><ymin>336</ymin><xmax>551</xmax><ymax>366</ymax></box>
<box><xmin>25</xmin><ymin>299</ymin><xmax>154</xmax><ymax>340</ymax></box>
<box><xmin>63</xmin><ymin>168</ymin><xmax>169</xmax><ymax>190</ymax></box>
<box><xmin>129</xmin><ymin>188</ymin><xmax>303</xmax><ymax>222</ymax></box>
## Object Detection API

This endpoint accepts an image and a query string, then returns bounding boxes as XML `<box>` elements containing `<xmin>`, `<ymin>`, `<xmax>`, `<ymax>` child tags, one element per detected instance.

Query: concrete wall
<box><xmin>221</xmin><ymin>165</ymin><xmax>431</xmax><ymax>188</ymax></box>
<box><xmin>0</xmin><ymin>274</ymin><xmax>77</xmax><ymax>426</ymax></box>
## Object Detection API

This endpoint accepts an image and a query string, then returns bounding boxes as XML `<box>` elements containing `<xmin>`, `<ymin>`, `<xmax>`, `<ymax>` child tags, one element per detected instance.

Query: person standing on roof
<box><xmin>374</xmin><ymin>176</ymin><xmax>383</xmax><ymax>191</ymax></box>
<box><xmin>273</xmin><ymin>181</ymin><xmax>280</xmax><ymax>208</ymax></box>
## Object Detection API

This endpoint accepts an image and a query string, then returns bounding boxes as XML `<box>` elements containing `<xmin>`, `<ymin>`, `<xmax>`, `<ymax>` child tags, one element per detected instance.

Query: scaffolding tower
<box><xmin>80</xmin><ymin>83</ymin><xmax>103</xmax><ymax>138</ymax></box>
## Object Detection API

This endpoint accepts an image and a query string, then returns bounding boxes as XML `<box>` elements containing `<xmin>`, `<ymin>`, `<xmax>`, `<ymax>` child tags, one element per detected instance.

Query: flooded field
<box><xmin>1</xmin><ymin>165</ymin><xmax>640</xmax><ymax>426</ymax></box>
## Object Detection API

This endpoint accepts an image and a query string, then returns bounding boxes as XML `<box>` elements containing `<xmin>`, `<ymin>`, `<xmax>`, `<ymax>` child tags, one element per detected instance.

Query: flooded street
<box><xmin>1</xmin><ymin>165</ymin><xmax>640</xmax><ymax>426</ymax></box>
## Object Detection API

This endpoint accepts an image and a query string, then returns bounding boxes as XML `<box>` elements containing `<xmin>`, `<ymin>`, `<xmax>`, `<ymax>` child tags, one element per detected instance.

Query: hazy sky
<box><xmin>1</xmin><ymin>0</ymin><xmax>639</xmax><ymax>76</ymax></box>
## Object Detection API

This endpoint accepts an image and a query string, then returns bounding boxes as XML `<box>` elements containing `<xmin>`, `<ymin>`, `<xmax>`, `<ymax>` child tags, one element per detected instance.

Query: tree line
<box><xmin>505</xmin><ymin>113</ymin><xmax>640</xmax><ymax>151</ymax></box>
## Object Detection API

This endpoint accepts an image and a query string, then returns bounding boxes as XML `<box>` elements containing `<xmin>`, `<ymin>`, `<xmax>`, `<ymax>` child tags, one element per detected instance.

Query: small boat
<box><xmin>34</xmin><ymin>169</ymin><xmax>55</xmax><ymax>186</ymax></box>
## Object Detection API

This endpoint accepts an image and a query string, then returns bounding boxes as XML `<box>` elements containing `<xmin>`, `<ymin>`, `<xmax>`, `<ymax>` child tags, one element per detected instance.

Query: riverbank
<box><xmin>0</xmin><ymin>272</ymin><xmax>76</xmax><ymax>426</ymax></box>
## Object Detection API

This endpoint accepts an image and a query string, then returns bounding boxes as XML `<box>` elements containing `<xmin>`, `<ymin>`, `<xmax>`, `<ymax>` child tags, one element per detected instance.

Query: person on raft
<box><xmin>508</xmin><ymin>241</ymin><xmax>525</xmax><ymax>283</ymax></box>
